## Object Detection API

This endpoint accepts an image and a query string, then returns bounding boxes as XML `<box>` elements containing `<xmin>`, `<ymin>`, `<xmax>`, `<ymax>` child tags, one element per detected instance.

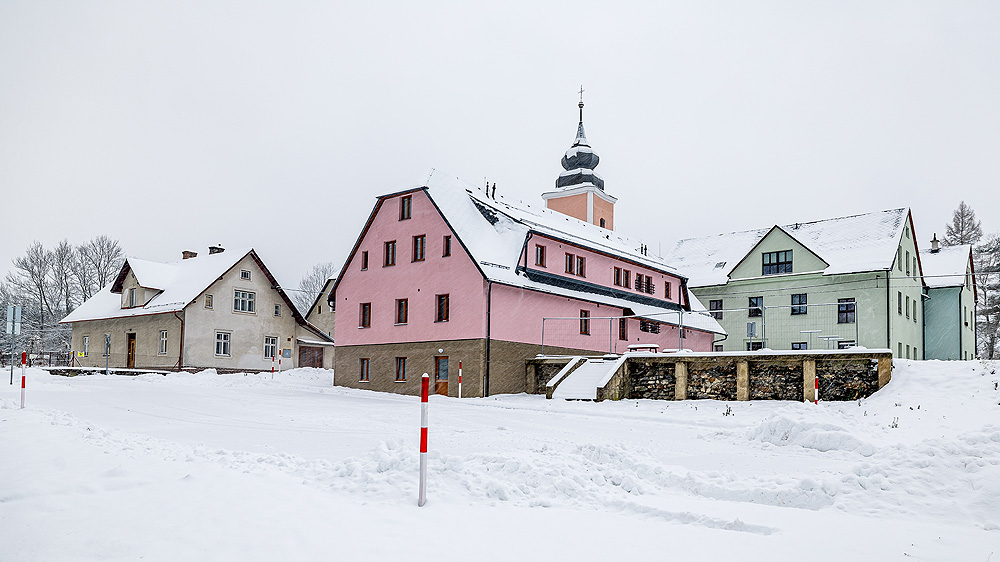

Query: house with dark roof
<box><xmin>60</xmin><ymin>247</ymin><xmax>333</xmax><ymax>371</ymax></box>
<box><xmin>661</xmin><ymin>209</ymin><xmax>927</xmax><ymax>357</ymax></box>
<box><xmin>330</xmin><ymin>102</ymin><xmax>724</xmax><ymax>397</ymax></box>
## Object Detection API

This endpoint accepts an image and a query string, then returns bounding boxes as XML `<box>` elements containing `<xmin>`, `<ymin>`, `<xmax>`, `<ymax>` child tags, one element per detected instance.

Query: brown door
<box><xmin>434</xmin><ymin>356</ymin><xmax>448</xmax><ymax>396</ymax></box>
<box><xmin>298</xmin><ymin>346</ymin><xmax>323</xmax><ymax>368</ymax></box>
<box><xmin>126</xmin><ymin>333</ymin><xmax>136</xmax><ymax>369</ymax></box>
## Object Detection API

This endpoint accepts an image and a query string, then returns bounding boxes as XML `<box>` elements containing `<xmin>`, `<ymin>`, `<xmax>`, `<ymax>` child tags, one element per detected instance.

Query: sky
<box><xmin>2</xmin><ymin>1</ymin><xmax>998</xmax><ymax>290</ymax></box>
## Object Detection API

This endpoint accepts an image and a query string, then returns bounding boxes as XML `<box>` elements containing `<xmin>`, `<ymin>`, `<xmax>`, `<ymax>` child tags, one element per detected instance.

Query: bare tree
<box><xmin>50</xmin><ymin>239</ymin><xmax>76</xmax><ymax>314</ymax></box>
<box><xmin>79</xmin><ymin>235</ymin><xmax>125</xmax><ymax>290</ymax></box>
<box><xmin>5</xmin><ymin>241</ymin><xmax>54</xmax><ymax>332</ymax></box>
<box><xmin>975</xmin><ymin>234</ymin><xmax>1000</xmax><ymax>359</ymax></box>
<box><xmin>293</xmin><ymin>262</ymin><xmax>338</xmax><ymax>315</ymax></box>
<box><xmin>943</xmin><ymin>201</ymin><xmax>983</xmax><ymax>246</ymax></box>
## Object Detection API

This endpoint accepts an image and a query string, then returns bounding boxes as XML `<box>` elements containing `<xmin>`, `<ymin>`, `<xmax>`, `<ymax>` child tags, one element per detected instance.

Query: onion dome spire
<box><xmin>557</xmin><ymin>87</ymin><xmax>604</xmax><ymax>190</ymax></box>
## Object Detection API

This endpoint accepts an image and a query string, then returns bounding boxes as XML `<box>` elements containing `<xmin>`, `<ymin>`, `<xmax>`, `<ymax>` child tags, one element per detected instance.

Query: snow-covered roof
<box><xmin>662</xmin><ymin>208</ymin><xmax>910</xmax><ymax>287</ymax></box>
<box><xmin>62</xmin><ymin>248</ymin><xmax>256</xmax><ymax>323</ymax></box>
<box><xmin>920</xmin><ymin>245</ymin><xmax>972</xmax><ymax>288</ymax></box>
<box><xmin>413</xmin><ymin>170</ymin><xmax>724</xmax><ymax>334</ymax></box>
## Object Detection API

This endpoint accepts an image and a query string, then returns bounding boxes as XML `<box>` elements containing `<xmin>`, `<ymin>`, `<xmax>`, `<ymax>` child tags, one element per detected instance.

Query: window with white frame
<box><xmin>128</xmin><ymin>288</ymin><xmax>137</xmax><ymax>308</ymax></box>
<box><xmin>274</xmin><ymin>304</ymin><xmax>280</xmax><ymax>317</ymax></box>
<box><xmin>205</xmin><ymin>294</ymin><xmax>214</xmax><ymax>309</ymax></box>
<box><xmin>158</xmin><ymin>330</ymin><xmax>168</xmax><ymax>355</ymax></box>
<box><xmin>264</xmin><ymin>336</ymin><xmax>277</xmax><ymax>359</ymax></box>
<box><xmin>241</xmin><ymin>270</ymin><xmax>252</xmax><ymax>281</ymax></box>
<box><xmin>215</xmin><ymin>332</ymin><xmax>231</xmax><ymax>356</ymax></box>
<box><xmin>234</xmin><ymin>290</ymin><xmax>256</xmax><ymax>313</ymax></box>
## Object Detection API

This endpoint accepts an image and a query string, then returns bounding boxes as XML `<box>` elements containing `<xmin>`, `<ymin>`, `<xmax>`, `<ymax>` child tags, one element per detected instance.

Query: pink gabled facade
<box><xmin>334</xmin><ymin>189</ymin><xmax>487</xmax><ymax>347</ymax></box>
<box><xmin>332</xmin><ymin>176</ymin><xmax>724</xmax><ymax>398</ymax></box>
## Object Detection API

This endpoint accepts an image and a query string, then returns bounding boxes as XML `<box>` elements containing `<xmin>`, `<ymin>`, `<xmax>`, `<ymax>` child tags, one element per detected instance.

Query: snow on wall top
<box><xmin>417</xmin><ymin>170</ymin><xmax>724</xmax><ymax>334</ymax></box>
<box><xmin>662</xmin><ymin>208</ymin><xmax>910</xmax><ymax>287</ymax></box>
<box><xmin>920</xmin><ymin>245</ymin><xmax>972</xmax><ymax>288</ymax></box>
<box><xmin>60</xmin><ymin>248</ymin><xmax>255</xmax><ymax>323</ymax></box>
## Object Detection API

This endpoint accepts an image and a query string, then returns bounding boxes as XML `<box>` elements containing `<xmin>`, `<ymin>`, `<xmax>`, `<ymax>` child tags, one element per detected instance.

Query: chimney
<box><xmin>182</xmin><ymin>250</ymin><xmax>198</xmax><ymax>260</ymax></box>
<box><xmin>931</xmin><ymin>233</ymin><xmax>940</xmax><ymax>253</ymax></box>
<box><xmin>208</xmin><ymin>245</ymin><xmax>225</xmax><ymax>255</ymax></box>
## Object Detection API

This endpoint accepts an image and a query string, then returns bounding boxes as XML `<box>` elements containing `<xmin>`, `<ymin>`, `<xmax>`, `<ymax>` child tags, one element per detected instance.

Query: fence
<box><xmin>540</xmin><ymin>301</ymin><xmax>861</xmax><ymax>355</ymax></box>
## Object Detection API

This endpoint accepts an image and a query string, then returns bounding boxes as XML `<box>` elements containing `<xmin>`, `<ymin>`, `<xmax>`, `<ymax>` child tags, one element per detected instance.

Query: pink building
<box><xmin>332</xmin><ymin>107</ymin><xmax>724</xmax><ymax>397</ymax></box>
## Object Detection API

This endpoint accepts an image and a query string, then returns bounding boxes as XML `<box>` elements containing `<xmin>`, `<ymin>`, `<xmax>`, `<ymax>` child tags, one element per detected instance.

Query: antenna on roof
<box><xmin>491</xmin><ymin>183</ymin><xmax>496</xmax><ymax>199</ymax></box>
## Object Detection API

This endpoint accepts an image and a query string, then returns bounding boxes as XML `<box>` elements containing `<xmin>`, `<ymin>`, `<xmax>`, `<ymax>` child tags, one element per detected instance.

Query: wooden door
<box><xmin>126</xmin><ymin>333</ymin><xmax>136</xmax><ymax>369</ymax></box>
<box><xmin>434</xmin><ymin>356</ymin><xmax>448</xmax><ymax>396</ymax></box>
<box><xmin>298</xmin><ymin>346</ymin><xmax>324</xmax><ymax>368</ymax></box>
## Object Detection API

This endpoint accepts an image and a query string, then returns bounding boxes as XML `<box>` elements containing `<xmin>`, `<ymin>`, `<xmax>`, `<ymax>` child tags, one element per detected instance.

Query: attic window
<box><xmin>714</xmin><ymin>262</ymin><xmax>726</xmax><ymax>269</ymax></box>
<box><xmin>762</xmin><ymin>251</ymin><xmax>792</xmax><ymax>275</ymax></box>
<box><xmin>241</xmin><ymin>270</ymin><xmax>251</xmax><ymax>281</ymax></box>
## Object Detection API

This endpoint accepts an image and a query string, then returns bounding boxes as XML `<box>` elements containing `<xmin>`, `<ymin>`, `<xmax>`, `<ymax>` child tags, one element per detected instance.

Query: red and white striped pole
<box><xmin>20</xmin><ymin>374</ymin><xmax>25</xmax><ymax>409</ymax></box>
<box><xmin>271</xmin><ymin>354</ymin><xmax>275</xmax><ymax>379</ymax></box>
<box><xmin>814</xmin><ymin>374</ymin><xmax>819</xmax><ymax>405</ymax></box>
<box><xmin>418</xmin><ymin>373</ymin><xmax>429</xmax><ymax>507</ymax></box>
<box><xmin>20</xmin><ymin>352</ymin><xmax>26</xmax><ymax>409</ymax></box>
<box><xmin>458</xmin><ymin>361</ymin><xmax>462</xmax><ymax>399</ymax></box>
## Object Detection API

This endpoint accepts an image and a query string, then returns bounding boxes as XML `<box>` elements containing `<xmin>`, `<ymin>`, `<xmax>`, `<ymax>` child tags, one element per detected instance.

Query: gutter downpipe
<box><xmin>485</xmin><ymin>281</ymin><xmax>492</xmax><ymax>397</ymax></box>
<box><xmin>885</xmin><ymin>270</ymin><xmax>891</xmax><ymax>352</ymax></box>
<box><xmin>172</xmin><ymin>311</ymin><xmax>185</xmax><ymax>371</ymax></box>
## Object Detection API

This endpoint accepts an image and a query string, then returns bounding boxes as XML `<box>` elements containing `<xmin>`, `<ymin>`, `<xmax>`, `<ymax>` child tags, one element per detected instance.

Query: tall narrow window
<box><xmin>359</xmin><ymin>302</ymin><xmax>371</xmax><ymax>328</ymax></box>
<box><xmin>791</xmin><ymin>293</ymin><xmax>807</xmax><ymax>315</ymax></box>
<box><xmin>399</xmin><ymin>195</ymin><xmax>412</xmax><ymax>220</ymax></box>
<box><xmin>913</xmin><ymin>300</ymin><xmax>918</xmax><ymax>322</ymax></box>
<box><xmin>614</xmin><ymin>267</ymin><xmax>622</xmax><ymax>286</ymax></box>
<box><xmin>436</xmin><ymin>294</ymin><xmax>450</xmax><ymax>322</ymax></box>
<box><xmin>158</xmin><ymin>330</ymin><xmax>168</xmax><ymax>355</ymax></box>
<box><xmin>897</xmin><ymin>248</ymin><xmax>902</xmax><ymax>271</ymax></box>
<box><xmin>83</xmin><ymin>336</ymin><xmax>90</xmax><ymax>357</ymax></box>
<box><xmin>576</xmin><ymin>256</ymin><xmax>586</xmax><ymax>277</ymax></box>
<box><xmin>905</xmin><ymin>251</ymin><xmax>910</xmax><ymax>276</ymax></box>
<box><xmin>395</xmin><ymin>299</ymin><xmax>408</xmax><ymax>324</ymax></box>
<box><xmin>618</xmin><ymin>318</ymin><xmax>628</xmax><ymax>340</ymax></box>
<box><xmin>233</xmin><ymin>290</ymin><xmax>256</xmax><ymax>313</ymax></box>
<box><xmin>361</xmin><ymin>251</ymin><xmax>369</xmax><ymax>270</ymax></box>
<box><xmin>264</xmin><ymin>336</ymin><xmax>277</xmax><ymax>359</ymax></box>
<box><xmin>709</xmin><ymin>299</ymin><xmax>723</xmax><ymax>319</ymax></box>
<box><xmin>565</xmin><ymin>253</ymin><xmax>574</xmax><ymax>274</ymax></box>
<box><xmin>359</xmin><ymin>358</ymin><xmax>370</xmax><ymax>382</ymax></box>
<box><xmin>664</xmin><ymin>282</ymin><xmax>671</xmax><ymax>299</ymax></box>
<box><xmin>838</xmin><ymin>298</ymin><xmax>856</xmax><ymax>324</ymax></box>
<box><xmin>579</xmin><ymin>310</ymin><xmax>590</xmax><ymax>335</ymax></box>
<box><xmin>898</xmin><ymin>291</ymin><xmax>902</xmax><ymax>314</ymax></box>
<box><xmin>762</xmin><ymin>250</ymin><xmax>793</xmax><ymax>275</ymax></box>
<box><xmin>215</xmin><ymin>332</ymin><xmax>231</xmax><ymax>357</ymax></box>
<box><xmin>635</xmin><ymin>275</ymin><xmax>644</xmax><ymax>293</ymax></box>
<box><xmin>128</xmin><ymin>288</ymin><xmax>136</xmax><ymax>308</ymax></box>
<box><xmin>905</xmin><ymin>295</ymin><xmax>910</xmax><ymax>318</ymax></box>
<box><xmin>205</xmin><ymin>294</ymin><xmax>213</xmax><ymax>309</ymax></box>
<box><xmin>623</xmin><ymin>270</ymin><xmax>631</xmax><ymax>288</ymax></box>
<box><xmin>535</xmin><ymin>245</ymin><xmax>546</xmax><ymax>267</ymax></box>
<box><xmin>443</xmin><ymin>236</ymin><xmax>452</xmax><ymax>257</ymax></box>
<box><xmin>395</xmin><ymin>357</ymin><xmax>407</xmax><ymax>381</ymax></box>
<box><xmin>643</xmin><ymin>275</ymin><xmax>653</xmax><ymax>294</ymax></box>
<box><xmin>748</xmin><ymin>296</ymin><xmax>763</xmax><ymax>317</ymax></box>
<box><xmin>274</xmin><ymin>304</ymin><xmax>280</xmax><ymax>317</ymax></box>
<box><xmin>384</xmin><ymin>241</ymin><xmax>396</xmax><ymax>266</ymax></box>
<box><xmin>600</xmin><ymin>218</ymin><xmax>606</xmax><ymax>228</ymax></box>
<box><xmin>411</xmin><ymin>235</ymin><xmax>426</xmax><ymax>262</ymax></box>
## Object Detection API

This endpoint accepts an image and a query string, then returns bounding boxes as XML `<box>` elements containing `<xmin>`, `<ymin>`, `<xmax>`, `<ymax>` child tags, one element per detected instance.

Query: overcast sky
<box><xmin>2</xmin><ymin>1</ymin><xmax>998</xmax><ymax>290</ymax></box>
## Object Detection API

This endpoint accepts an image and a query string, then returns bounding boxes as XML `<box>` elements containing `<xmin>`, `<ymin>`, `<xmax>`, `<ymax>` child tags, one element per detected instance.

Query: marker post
<box><xmin>20</xmin><ymin>374</ymin><xmax>25</xmax><ymax>409</ymax></box>
<box><xmin>418</xmin><ymin>373</ymin><xmax>429</xmax><ymax>507</ymax></box>
<box><xmin>20</xmin><ymin>352</ymin><xmax>26</xmax><ymax>409</ymax></box>
<box><xmin>458</xmin><ymin>361</ymin><xmax>462</xmax><ymax>399</ymax></box>
<box><xmin>815</xmin><ymin>374</ymin><xmax>819</xmax><ymax>405</ymax></box>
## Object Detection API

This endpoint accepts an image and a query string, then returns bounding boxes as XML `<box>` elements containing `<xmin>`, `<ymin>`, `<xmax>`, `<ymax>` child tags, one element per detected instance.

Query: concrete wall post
<box><xmin>877</xmin><ymin>356</ymin><xmax>892</xmax><ymax>389</ymax></box>
<box><xmin>736</xmin><ymin>360</ymin><xmax>749</xmax><ymax>401</ymax></box>
<box><xmin>802</xmin><ymin>358</ymin><xmax>816</xmax><ymax>403</ymax></box>
<box><xmin>674</xmin><ymin>361</ymin><xmax>687</xmax><ymax>400</ymax></box>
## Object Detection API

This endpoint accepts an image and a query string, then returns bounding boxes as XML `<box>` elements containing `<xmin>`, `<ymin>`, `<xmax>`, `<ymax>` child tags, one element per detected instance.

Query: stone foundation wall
<box><xmin>748</xmin><ymin>361</ymin><xmax>803</xmax><ymax>400</ymax></box>
<box><xmin>627</xmin><ymin>362</ymin><xmax>676</xmax><ymax>400</ymax></box>
<box><xmin>687</xmin><ymin>362</ymin><xmax>738</xmax><ymax>401</ymax></box>
<box><xmin>817</xmin><ymin>359</ymin><xmax>879</xmax><ymax>401</ymax></box>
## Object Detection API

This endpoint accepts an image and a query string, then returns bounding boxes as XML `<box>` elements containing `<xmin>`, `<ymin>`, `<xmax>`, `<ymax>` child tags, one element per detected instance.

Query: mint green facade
<box><xmin>923</xmin><ymin>284</ymin><xmax>976</xmax><ymax>360</ymax></box>
<box><xmin>691</xmin><ymin>219</ymin><xmax>924</xmax><ymax>358</ymax></box>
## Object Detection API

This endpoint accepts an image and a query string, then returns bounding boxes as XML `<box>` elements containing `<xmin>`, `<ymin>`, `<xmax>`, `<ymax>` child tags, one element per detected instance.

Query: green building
<box><xmin>920</xmin><ymin>237</ymin><xmax>977</xmax><ymax>360</ymax></box>
<box><xmin>664</xmin><ymin>208</ymin><xmax>929</xmax><ymax>358</ymax></box>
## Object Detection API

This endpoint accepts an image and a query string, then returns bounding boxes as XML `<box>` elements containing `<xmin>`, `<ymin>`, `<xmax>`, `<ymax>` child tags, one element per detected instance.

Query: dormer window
<box><xmin>128</xmin><ymin>288</ymin><xmax>136</xmax><ymax>308</ymax></box>
<box><xmin>241</xmin><ymin>270</ymin><xmax>251</xmax><ymax>281</ymax></box>
<box><xmin>762</xmin><ymin>251</ymin><xmax>792</xmax><ymax>275</ymax></box>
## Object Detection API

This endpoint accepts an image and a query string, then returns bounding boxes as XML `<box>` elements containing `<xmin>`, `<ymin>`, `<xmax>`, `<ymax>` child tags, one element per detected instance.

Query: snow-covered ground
<box><xmin>2</xmin><ymin>361</ymin><xmax>998</xmax><ymax>561</ymax></box>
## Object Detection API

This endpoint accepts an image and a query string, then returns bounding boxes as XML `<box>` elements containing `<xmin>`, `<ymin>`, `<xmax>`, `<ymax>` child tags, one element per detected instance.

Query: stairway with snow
<box><xmin>549</xmin><ymin>356</ymin><xmax>625</xmax><ymax>400</ymax></box>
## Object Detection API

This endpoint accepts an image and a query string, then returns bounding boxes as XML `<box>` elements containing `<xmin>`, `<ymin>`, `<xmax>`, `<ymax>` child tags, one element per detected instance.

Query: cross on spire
<box><xmin>578</xmin><ymin>85</ymin><xmax>585</xmax><ymax>121</ymax></box>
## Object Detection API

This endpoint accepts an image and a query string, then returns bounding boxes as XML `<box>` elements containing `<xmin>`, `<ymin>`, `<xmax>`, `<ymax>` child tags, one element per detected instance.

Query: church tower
<box><xmin>541</xmin><ymin>93</ymin><xmax>617</xmax><ymax>230</ymax></box>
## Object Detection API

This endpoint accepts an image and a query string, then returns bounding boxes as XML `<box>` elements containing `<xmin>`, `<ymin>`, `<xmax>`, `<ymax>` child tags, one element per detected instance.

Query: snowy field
<box><xmin>2</xmin><ymin>361</ymin><xmax>999</xmax><ymax>561</ymax></box>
